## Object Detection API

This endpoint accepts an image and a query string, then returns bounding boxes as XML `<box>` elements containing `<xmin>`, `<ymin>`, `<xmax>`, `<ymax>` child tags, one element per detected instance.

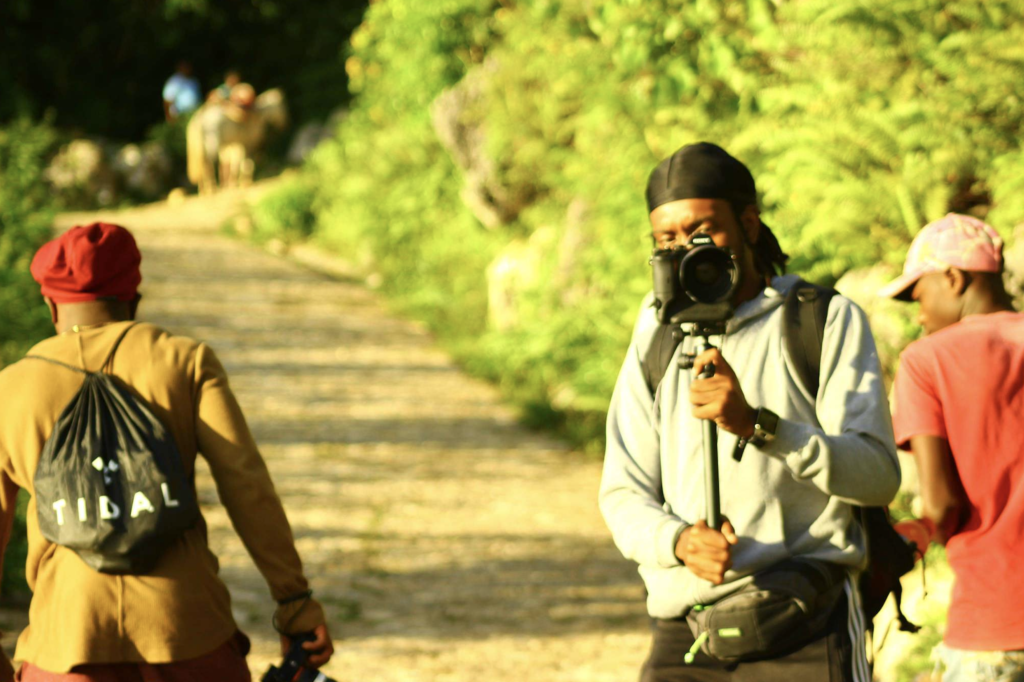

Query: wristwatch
<box><xmin>748</xmin><ymin>406</ymin><xmax>780</xmax><ymax>448</ymax></box>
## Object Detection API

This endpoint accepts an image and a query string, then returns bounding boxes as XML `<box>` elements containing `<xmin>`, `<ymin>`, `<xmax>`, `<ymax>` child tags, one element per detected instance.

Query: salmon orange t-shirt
<box><xmin>892</xmin><ymin>311</ymin><xmax>1024</xmax><ymax>651</ymax></box>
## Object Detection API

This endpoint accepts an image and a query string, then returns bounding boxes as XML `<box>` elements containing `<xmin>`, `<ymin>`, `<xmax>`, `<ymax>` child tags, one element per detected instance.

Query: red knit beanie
<box><xmin>30</xmin><ymin>223</ymin><xmax>142</xmax><ymax>303</ymax></box>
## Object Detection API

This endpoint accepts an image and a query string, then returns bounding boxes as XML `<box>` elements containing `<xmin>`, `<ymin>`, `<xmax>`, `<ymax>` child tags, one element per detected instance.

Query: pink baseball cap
<box><xmin>879</xmin><ymin>213</ymin><xmax>1003</xmax><ymax>300</ymax></box>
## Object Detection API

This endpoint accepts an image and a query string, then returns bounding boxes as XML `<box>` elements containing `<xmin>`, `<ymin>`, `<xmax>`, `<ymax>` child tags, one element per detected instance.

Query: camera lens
<box><xmin>693</xmin><ymin>262</ymin><xmax>719</xmax><ymax>286</ymax></box>
<box><xmin>680</xmin><ymin>246</ymin><xmax>737</xmax><ymax>304</ymax></box>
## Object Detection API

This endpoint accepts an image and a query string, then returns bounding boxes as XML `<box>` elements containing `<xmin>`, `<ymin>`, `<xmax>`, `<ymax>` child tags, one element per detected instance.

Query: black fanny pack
<box><xmin>684</xmin><ymin>559</ymin><xmax>846</xmax><ymax>664</ymax></box>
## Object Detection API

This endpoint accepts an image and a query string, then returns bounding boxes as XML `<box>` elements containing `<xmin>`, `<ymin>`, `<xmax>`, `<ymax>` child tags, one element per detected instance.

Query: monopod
<box><xmin>679</xmin><ymin>323</ymin><xmax>728</xmax><ymax>531</ymax></box>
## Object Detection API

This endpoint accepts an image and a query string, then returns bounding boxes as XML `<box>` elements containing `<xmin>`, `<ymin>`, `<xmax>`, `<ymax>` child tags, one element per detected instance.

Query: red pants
<box><xmin>17</xmin><ymin>633</ymin><xmax>251</xmax><ymax>682</ymax></box>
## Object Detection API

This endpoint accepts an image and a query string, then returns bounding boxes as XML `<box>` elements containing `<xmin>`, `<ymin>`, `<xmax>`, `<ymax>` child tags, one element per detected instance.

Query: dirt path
<box><xmin>39</xmin><ymin>186</ymin><xmax>649</xmax><ymax>681</ymax></box>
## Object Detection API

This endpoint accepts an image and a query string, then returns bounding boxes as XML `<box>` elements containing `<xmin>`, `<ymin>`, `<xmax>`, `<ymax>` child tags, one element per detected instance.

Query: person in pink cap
<box><xmin>881</xmin><ymin>213</ymin><xmax>1024</xmax><ymax>681</ymax></box>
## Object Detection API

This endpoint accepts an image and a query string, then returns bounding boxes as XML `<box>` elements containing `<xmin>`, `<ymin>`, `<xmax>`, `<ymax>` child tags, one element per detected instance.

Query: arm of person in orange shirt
<box><xmin>0</xmin><ymin>471</ymin><xmax>20</xmax><ymax>682</ymax></box>
<box><xmin>192</xmin><ymin>343</ymin><xmax>334</xmax><ymax>667</ymax></box>
<box><xmin>909</xmin><ymin>434</ymin><xmax>967</xmax><ymax>545</ymax></box>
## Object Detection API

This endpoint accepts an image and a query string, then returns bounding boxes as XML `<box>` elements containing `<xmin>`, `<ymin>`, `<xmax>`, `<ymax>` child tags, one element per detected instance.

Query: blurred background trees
<box><xmin>0</xmin><ymin>0</ymin><xmax>370</xmax><ymax>354</ymax></box>
<box><xmin>7</xmin><ymin>0</ymin><xmax>1024</xmax><ymax>451</ymax></box>
<box><xmin>0</xmin><ymin>0</ymin><xmax>367</xmax><ymax>138</ymax></box>
<box><xmin>261</xmin><ymin>0</ymin><xmax>1024</xmax><ymax>449</ymax></box>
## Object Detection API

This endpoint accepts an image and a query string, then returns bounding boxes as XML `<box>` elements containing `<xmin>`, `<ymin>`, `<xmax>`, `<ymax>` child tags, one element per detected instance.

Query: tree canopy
<box><xmin>0</xmin><ymin>0</ymin><xmax>368</xmax><ymax>138</ymax></box>
<box><xmin>249</xmin><ymin>0</ymin><xmax>1024</xmax><ymax>453</ymax></box>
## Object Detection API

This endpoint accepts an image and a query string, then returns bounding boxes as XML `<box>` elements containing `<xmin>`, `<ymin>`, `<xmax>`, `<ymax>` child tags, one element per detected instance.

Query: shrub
<box><xmin>249</xmin><ymin>175</ymin><xmax>318</xmax><ymax>245</ymax></box>
<box><xmin>0</xmin><ymin>117</ymin><xmax>61</xmax><ymax>597</ymax></box>
<box><xmin>254</xmin><ymin>0</ymin><xmax>1024</xmax><ymax>450</ymax></box>
<box><xmin>0</xmin><ymin>118</ymin><xmax>59</xmax><ymax>367</ymax></box>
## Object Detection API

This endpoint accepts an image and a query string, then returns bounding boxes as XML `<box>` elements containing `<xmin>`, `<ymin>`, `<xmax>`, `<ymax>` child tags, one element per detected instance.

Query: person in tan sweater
<box><xmin>0</xmin><ymin>223</ymin><xmax>333</xmax><ymax>680</ymax></box>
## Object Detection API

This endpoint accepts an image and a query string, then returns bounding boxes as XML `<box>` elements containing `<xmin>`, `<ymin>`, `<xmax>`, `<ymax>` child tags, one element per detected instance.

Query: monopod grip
<box><xmin>699</xmin><ymin>362</ymin><xmax>716</xmax><ymax>379</ymax></box>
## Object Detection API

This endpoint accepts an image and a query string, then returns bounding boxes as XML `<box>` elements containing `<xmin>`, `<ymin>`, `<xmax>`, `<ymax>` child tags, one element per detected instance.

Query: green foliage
<box><xmin>144</xmin><ymin>116</ymin><xmax>190</xmax><ymax>182</ymax></box>
<box><xmin>283</xmin><ymin>0</ymin><xmax>787</xmax><ymax>446</ymax></box>
<box><xmin>0</xmin><ymin>118</ymin><xmax>60</xmax><ymax>598</ymax></box>
<box><xmin>0</xmin><ymin>118</ymin><xmax>59</xmax><ymax>366</ymax></box>
<box><xmin>734</xmin><ymin>0</ymin><xmax>1024</xmax><ymax>283</ymax></box>
<box><xmin>1</xmin><ymin>492</ymin><xmax>30</xmax><ymax>599</ymax></box>
<box><xmin>253</xmin><ymin>0</ymin><xmax>1024</xmax><ymax>451</ymax></box>
<box><xmin>249</xmin><ymin>175</ymin><xmax>318</xmax><ymax>245</ymax></box>
<box><xmin>588</xmin><ymin>0</ymin><xmax>777</xmax><ymax>136</ymax></box>
<box><xmin>299</xmin><ymin>0</ymin><xmax>503</xmax><ymax>334</ymax></box>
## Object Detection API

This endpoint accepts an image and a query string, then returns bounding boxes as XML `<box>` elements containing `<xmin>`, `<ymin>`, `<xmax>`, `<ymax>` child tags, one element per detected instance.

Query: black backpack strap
<box><xmin>641</xmin><ymin>324</ymin><xmax>684</xmax><ymax>398</ymax></box>
<box><xmin>100</xmin><ymin>322</ymin><xmax>138</xmax><ymax>373</ymax></box>
<box><xmin>23</xmin><ymin>322</ymin><xmax>138</xmax><ymax>375</ymax></box>
<box><xmin>642</xmin><ymin>281</ymin><xmax>837</xmax><ymax>400</ymax></box>
<box><xmin>781</xmin><ymin>285</ymin><xmax>918</xmax><ymax>632</ymax></box>
<box><xmin>892</xmin><ymin>581</ymin><xmax>920</xmax><ymax>633</ymax></box>
<box><xmin>782</xmin><ymin>281</ymin><xmax>836</xmax><ymax>398</ymax></box>
<box><xmin>22</xmin><ymin>355</ymin><xmax>89</xmax><ymax>374</ymax></box>
<box><xmin>857</xmin><ymin>506</ymin><xmax>920</xmax><ymax>633</ymax></box>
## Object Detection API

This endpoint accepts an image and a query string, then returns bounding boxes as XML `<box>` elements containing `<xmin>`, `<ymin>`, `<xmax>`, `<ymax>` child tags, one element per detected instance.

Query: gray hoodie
<box><xmin>599</xmin><ymin>274</ymin><xmax>900</xmax><ymax>619</ymax></box>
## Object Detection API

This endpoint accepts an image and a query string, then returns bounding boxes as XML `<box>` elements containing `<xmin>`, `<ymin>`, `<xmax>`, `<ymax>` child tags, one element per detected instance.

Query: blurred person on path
<box><xmin>0</xmin><ymin>223</ymin><xmax>333</xmax><ymax>681</ymax></box>
<box><xmin>208</xmin><ymin>69</ymin><xmax>243</xmax><ymax>104</ymax></box>
<box><xmin>881</xmin><ymin>213</ymin><xmax>1024</xmax><ymax>682</ymax></box>
<box><xmin>599</xmin><ymin>143</ymin><xmax>900</xmax><ymax>681</ymax></box>
<box><xmin>162</xmin><ymin>61</ymin><xmax>201</xmax><ymax>122</ymax></box>
<box><xmin>227</xmin><ymin>82</ymin><xmax>258</xmax><ymax>118</ymax></box>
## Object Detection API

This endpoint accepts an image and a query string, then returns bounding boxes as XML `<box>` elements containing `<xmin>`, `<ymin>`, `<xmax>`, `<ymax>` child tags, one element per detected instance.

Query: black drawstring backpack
<box><xmin>25</xmin><ymin>323</ymin><xmax>199</xmax><ymax>574</ymax></box>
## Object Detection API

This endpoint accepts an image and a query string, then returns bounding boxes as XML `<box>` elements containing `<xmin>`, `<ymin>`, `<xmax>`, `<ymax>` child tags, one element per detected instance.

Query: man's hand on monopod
<box><xmin>689</xmin><ymin>348</ymin><xmax>757</xmax><ymax>437</ymax></box>
<box><xmin>675</xmin><ymin>519</ymin><xmax>739</xmax><ymax>585</ymax></box>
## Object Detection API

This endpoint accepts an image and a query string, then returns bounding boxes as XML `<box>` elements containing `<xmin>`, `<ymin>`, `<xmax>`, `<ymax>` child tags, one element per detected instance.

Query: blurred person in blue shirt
<box><xmin>163</xmin><ymin>61</ymin><xmax>201</xmax><ymax>122</ymax></box>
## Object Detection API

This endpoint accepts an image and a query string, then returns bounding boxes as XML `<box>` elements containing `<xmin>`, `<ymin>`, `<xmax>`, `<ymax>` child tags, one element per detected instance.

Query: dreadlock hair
<box><xmin>729</xmin><ymin>201</ymin><xmax>789</xmax><ymax>279</ymax></box>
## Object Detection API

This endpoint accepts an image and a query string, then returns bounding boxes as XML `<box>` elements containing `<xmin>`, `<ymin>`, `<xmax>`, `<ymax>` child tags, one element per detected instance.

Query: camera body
<box><xmin>651</xmin><ymin>233</ymin><xmax>739</xmax><ymax>325</ymax></box>
<box><xmin>262</xmin><ymin>633</ymin><xmax>336</xmax><ymax>682</ymax></box>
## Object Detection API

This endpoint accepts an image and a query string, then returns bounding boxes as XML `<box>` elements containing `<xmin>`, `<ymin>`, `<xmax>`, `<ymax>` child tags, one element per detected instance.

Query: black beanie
<box><xmin>646</xmin><ymin>142</ymin><xmax>758</xmax><ymax>213</ymax></box>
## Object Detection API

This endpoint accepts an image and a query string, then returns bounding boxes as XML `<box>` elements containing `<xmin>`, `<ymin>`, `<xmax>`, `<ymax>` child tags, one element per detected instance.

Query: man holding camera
<box><xmin>599</xmin><ymin>143</ymin><xmax>901</xmax><ymax>681</ymax></box>
<box><xmin>0</xmin><ymin>223</ymin><xmax>333</xmax><ymax>681</ymax></box>
<box><xmin>881</xmin><ymin>214</ymin><xmax>1024</xmax><ymax>681</ymax></box>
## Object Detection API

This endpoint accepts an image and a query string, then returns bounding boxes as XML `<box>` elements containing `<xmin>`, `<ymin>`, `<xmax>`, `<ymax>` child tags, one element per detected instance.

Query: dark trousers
<box><xmin>17</xmin><ymin>632</ymin><xmax>251</xmax><ymax>682</ymax></box>
<box><xmin>640</xmin><ymin>598</ymin><xmax>855</xmax><ymax>682</ymax></box>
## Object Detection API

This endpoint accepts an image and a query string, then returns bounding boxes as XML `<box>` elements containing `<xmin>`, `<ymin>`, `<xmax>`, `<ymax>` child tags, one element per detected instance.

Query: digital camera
<box><xmin>650</xmin><ymin>233</ymin><xmax>739</xmax><ymax>325</ymax></box>
<box><xmin>262</xmin><ymin>633</ymin><xmax>337</xmax><ymax>682</ymax></box>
